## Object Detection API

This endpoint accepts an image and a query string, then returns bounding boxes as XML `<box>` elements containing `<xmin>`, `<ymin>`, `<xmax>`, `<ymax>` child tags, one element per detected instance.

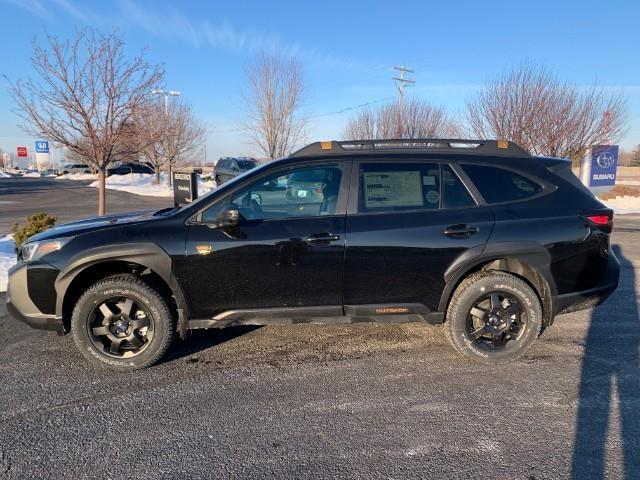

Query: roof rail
<box><xmin>290</xmin><ymin>139</ymin><xmax>530</xmax><ymax>158</ymax></box>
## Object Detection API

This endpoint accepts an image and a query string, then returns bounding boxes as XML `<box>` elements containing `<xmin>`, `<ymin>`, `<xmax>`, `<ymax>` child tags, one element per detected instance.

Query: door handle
<box><xmin>444</xmin><ymin>224</ymin><xmax>479</xmax><ymax>238</ymax></box>
<box><xmin>305</xmin><ymin>233</ymin><xmax>341</xmax><ymax>245</ymax></box>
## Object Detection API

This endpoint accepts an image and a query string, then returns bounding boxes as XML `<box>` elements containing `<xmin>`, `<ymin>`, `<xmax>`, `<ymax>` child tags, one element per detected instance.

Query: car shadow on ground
<box><xmin>159</xmin><ymin>325</ymin><xmax>262</xmax><ymax>364</ymax></box>
<box><xmin>572</xmin><ymin>246</ymin><xmax>640</xmax><ymax>478</ymax></box>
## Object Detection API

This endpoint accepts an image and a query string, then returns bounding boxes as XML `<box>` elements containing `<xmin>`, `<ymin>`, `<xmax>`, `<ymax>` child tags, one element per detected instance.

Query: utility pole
<box><xmin>393</xmin><ymin>65</ymin><xmax>415</xmax><ymax>138</ymax></box>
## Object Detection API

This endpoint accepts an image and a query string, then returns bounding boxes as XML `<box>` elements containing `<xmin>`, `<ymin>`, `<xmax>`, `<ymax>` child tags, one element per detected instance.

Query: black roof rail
<box><xmin>290</xmin><ymin>139</ymin><xmax>530</xmax><ymax>158</ymax></box>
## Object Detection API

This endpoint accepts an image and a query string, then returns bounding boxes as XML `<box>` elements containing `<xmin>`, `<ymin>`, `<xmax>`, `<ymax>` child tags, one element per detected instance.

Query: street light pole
<box><xmin>151</xmin><ymin>89</ymin><xmax>181</xmax><ymax>116</ymax></box>
<box><xmin>151</xmin><ymin>89</ymin><xmax>181</xmax><ymax>186</ymax></box>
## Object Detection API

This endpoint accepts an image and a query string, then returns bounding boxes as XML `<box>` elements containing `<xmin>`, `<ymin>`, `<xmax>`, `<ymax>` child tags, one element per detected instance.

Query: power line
<box><xmin>213</xmin><ymin>96</ymin><xmax>397</xmax><ymax>133</ymax></box>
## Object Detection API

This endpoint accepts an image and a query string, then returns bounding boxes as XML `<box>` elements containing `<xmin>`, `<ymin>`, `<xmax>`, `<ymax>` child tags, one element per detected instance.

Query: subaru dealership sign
<box><xmin>589</xmin><ymin>145</ymin><xmax>618</xmax><ymax>187</ymax></box>
<box><xmin>35</xmin><ymin>140</ymin><xmax>49</xmax><ymax>153</ymax></box>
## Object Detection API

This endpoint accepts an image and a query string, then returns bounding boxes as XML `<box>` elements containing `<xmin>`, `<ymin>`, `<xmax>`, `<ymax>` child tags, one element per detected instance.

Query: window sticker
<box><xmin>425</xmin><ymin>190</ymin><xmax>440</xmax><ymax>204</ymax></box>
<box><xmin>422</xmin><ymin>175</ymin><xmax>436</xmax><ymax>186</ymax></box>
<box><xmin>363</xmin><ymin>171</ymin><xmax>423</xmax><ymax>208</ymax></box>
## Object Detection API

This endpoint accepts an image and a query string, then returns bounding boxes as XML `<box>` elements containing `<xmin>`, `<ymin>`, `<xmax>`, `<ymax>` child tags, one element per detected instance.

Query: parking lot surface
<box><xmin>0</xmin><ymin>181</ymin><xmax>639</xmax><ymax>478</ymax></box>
<box><xmin>0</xmin><ymin>177</ymin><xmax>170</xmax><ymax>233</ymax></box>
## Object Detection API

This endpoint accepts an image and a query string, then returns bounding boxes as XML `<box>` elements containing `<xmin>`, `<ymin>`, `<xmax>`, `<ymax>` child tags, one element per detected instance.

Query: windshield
<box><xmin>237</xmin><ymin>160</ymin><xmax>257</xmax><ymax>169</ymax></box>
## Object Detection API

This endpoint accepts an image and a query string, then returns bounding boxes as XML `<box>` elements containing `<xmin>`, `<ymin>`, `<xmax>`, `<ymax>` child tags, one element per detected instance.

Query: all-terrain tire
<box><xmin>71</xmin><ymin>275</ymin><xmax>175</xmax><ymax>370</ymax></box>
<box><xmin>444</xmin><ymin>271</ymin><xmax>542</xmax><ymax>363</ymax></box>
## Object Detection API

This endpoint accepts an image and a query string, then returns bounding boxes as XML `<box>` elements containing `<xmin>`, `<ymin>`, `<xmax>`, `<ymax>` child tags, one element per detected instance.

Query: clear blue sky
<box><xmin>1</xmin><ymin>0</ymin><xmax>639</xmax><ymax>163</ymax></box>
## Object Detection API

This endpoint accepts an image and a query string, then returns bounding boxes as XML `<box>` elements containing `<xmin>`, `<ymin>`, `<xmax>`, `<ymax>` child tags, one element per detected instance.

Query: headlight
<box><xmin>20</xmin><ymin>237</ymin><xmax>71</xmax><ymax>262</ymax></box>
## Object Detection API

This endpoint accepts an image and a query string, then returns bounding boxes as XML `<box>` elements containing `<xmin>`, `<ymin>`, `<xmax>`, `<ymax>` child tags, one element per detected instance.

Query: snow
<box><xmin>56</xmin><ymin>172</ymin><xmax>97</xmax><ymax>180</ymax></box>
<box><xmin>0</xmin><ymin>170</ymin><xmax>11</xmax><ymax>178</ymax></box>
<box><xmin>0</xmin><ymin>235</ymin><xmax>17</xmax><ymax>293</ymax></box>
<box><xmin>600</xmin><ymin>196</ymin><xmax>640</xmax><ymax>215</ymax></box>
<box><xmin>89</xmin><ymin>173</ymin><xmax>216</xmax><ymax>197</ymax></box>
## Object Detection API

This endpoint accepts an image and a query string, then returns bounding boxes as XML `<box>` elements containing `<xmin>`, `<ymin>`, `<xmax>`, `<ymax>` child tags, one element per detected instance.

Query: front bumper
<box><xmin>6</xmin><ymin>262</ymin><xmax>64</xmax><ymax>333</ymax></box>
<box><xmin>555</xmin><ymin>250</ymin><xmax>620</xmax><ymax>315</ymax></box>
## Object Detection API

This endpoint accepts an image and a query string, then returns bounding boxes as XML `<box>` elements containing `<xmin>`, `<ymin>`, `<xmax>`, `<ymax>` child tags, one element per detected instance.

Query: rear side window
<box><xmin>442</xmin><ymin>165</ymin><xmax>476</xmax><ymax>209</ymax></box>
<box><xmin>462</xmin><ymin>164</ymin><xmax>542</xmax><ymax>204</ymax></box>
<box><xmin>359</xmin><ymin>163</ymin><xmax>440</xmax><ymax>212</ymax></box>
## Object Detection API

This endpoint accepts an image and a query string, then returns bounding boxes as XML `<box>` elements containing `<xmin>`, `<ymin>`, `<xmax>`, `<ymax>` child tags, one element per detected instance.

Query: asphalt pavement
<box><xmin>0</xmin><ymin>177</ymin><xmax>170</xmax><ymax>233</ymax></box>
<box><xmin>0</xmin><ymin>178</ymin><xmax>639</xmax><ymax>479</ymax></box>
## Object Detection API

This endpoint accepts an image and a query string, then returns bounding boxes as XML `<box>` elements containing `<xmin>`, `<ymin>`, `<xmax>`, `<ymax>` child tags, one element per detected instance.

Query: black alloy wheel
<box><xmin>87</xmin><ymin>296</ymin><xmax>154</xmax><ymax>358</ymax></box>
<box><xmin>466</xmin><ymin>292</ymin><xmax>526</xmax><ymax>351</ymax></box>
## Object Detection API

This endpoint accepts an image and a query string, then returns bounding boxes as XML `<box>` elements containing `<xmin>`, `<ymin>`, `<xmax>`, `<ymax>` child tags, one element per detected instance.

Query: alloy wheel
<box><xmin>87</xmin><ymin>296</ymin><xmax>154</xmax><ymax>358</ymax></box>
<box><xmin>466</xmin><ymin>292</ymin><xmax>526</xmax><ymax>351</ymax></box>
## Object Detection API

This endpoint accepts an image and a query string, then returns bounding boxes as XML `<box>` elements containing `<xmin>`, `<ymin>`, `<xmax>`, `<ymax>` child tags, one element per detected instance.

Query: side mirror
<box><xmin>216</xmin><ymin>204</ymin><xmax>240</xmax><ymax>227</ymax></box>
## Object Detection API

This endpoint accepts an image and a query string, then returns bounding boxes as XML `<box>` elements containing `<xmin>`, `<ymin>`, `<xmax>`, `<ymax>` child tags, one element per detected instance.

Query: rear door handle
<box><xmin>305</xmin><ymin>233</ymin><xmax>341</xmax><ymax>245</ymax></box>
<box><xmin>444</xmin><ymin>224</ymin><xmax>479</xmax><ymax>237</ymax></box>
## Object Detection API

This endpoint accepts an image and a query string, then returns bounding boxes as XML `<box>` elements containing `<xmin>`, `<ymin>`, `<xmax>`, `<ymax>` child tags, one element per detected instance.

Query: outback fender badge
<box><xmin>196</xmin><ymin>244</ymin><xmax>212</xmax><ymax>255</ymax></box>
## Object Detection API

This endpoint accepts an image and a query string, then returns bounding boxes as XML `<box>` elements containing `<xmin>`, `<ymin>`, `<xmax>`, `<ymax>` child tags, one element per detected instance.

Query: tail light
<box><xmin>583</xmin><ymin>211</ymin><xmax>614</xmax><ymax>232</ymax></box>
<box><xmin>586</xmin><ymin>215</ymin><xmax>610</xmax><ymax>226</ymax></box>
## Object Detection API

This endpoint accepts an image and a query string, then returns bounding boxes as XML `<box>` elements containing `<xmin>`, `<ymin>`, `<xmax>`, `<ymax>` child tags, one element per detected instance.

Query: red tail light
<box><xmin>586</xmin><ymin>215</ymin><xmax>610</xmax><ymax>226</ymax></box>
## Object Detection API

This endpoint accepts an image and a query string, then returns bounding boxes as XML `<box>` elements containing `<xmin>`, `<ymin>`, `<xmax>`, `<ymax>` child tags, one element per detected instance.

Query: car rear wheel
<box><xmin>444</xmin><ymin>271</ymin><xmax>542</xmax><ymax>363</ymax></box>
<box><xmin>71</xmin><ymin>275</ymin><xmax>175</xmax><ymax>370</ymax></box>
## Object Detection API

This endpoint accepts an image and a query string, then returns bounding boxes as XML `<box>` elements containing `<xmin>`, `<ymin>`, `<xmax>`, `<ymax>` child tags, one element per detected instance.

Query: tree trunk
<box><xmin>167</xmin><ymin>163</ymin><xmax>173</xmax><ymax>187</ymax></box>
<box><xmin>98</xmin><ymin>168</ymin><xmax>106</xmax><ymax>216</ymax></box>
<box><xmin>155</xmin><ymin>167</ymin><xmax>161</xmax><ymax>185</ymax></box>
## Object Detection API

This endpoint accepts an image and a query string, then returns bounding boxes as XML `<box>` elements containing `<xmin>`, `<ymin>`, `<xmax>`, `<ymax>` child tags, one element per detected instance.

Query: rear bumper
<box><xmin>6</xmin><ymin>262</ymin><xmax>64</xmax><ymax>333</ymax></box>
<box><xmin>555</xmin><ymin>250</ymin><xmax>620</xmax><ymax>315</ymax></box>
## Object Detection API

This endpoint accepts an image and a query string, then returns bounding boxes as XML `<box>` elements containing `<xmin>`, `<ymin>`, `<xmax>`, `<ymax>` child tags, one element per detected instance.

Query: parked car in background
<box><xmin>107</xmin><ymin>162</ymin><xmax>155</xmax><ymax>176</ymax></box>
<box><xmin>214</xmin><ymin>157</ymin><xmax>258</xmax><ymax>184</ymax></box>
<box><xmin>61</xmin><ymin>164</ymin><xmax>92</xmax><ymax>175</ymax></box>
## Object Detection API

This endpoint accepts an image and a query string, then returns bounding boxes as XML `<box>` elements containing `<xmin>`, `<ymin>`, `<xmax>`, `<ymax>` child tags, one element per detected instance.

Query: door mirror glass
<box><xmin>216</xmin><ymin>204</ymin><xmax>240</xmax><ymax>227</ymax></box>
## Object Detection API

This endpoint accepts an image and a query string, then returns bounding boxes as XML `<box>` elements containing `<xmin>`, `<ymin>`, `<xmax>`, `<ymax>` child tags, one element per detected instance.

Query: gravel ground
<box><xmin>0</xmin><ymin>207</ymin><xmax>638</xmax><ymax>478</ymax></box>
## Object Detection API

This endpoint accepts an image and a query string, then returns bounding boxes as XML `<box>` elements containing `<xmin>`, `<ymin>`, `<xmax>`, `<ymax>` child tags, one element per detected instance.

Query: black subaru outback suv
<box><xmin>7</xmin><ymin>139</ymin><xmax>619</xmax><ymax>370</ymax></box>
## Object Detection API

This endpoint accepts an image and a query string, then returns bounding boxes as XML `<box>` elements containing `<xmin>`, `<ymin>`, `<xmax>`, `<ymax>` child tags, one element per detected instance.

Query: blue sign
<box><xmin>589</xmin><ymin>145</ymin><xmax>618</xmax><ymax>187</ymax></box>
<box><xmin>35</xmin><ymin>140</ymin><xmax>49</xmax><ymax>153</ymax></box>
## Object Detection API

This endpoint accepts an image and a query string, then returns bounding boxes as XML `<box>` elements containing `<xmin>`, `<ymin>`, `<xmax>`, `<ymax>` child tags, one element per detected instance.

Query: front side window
<box><xmin>358</xmin><ymin>163</ymin><xmax>440</xmax><ymax>212</ymax></box>
<box><xmin>461</xmin><ymin>164</ymin><xmax>542</xmax><ymax>204</ymax></box>
<box><xmin>202</xmin><ymin>164</ymin><xmax>343</xmax><ymax>222</ymax></box>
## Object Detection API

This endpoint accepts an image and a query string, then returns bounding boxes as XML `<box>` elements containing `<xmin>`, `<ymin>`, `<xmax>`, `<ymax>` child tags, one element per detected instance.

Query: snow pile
<box><xmin>0</xmin><ymin>235</ymin><xmax>17</xmax><ymax>293</ymax></box>
<box><xmin>56</xmin><ymin>172</ymin><xmax>97</xmax><ymax>180</ymax></box>
<box><xmin>89</xmin><ymin>173</ymin><xmax>216</xmax><ymax>197</ymax></box>
<box><xmin>601</xmin><ymin>196</ymin><xmax>640</xmax><ymax>215</ymax></box>
<box><xmin>22</xmin><ymin>172</ymin><xmax>43</xmax><ymax>178</ymax></box>
<box><xmin>0</xmin><ymin>170</ymin><xmax>11</xmax><ymax>178</ymax></box>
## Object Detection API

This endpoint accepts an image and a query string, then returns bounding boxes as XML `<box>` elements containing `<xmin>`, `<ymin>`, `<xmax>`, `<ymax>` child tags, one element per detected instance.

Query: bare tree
<box><xmin>344</xmin><ymin>98</ymin><xmax>459</xmax><ymax>140</ymax></box>
<box><xmin>466</xmin><ymin>65</ymin><xmax>628</xmax><ymax>160</ymax></box>
<box><xmin>8</xmin><ymin>29</ymin><xmax>164</xmax><ymax>215</ymax></box>
<box><xmin>137</xmin><ymin>100</ymin><xmax>206</xmax><ymax>184</ymax></box>
<box><xmin>243</xmin><ymin>51</ymin><xmax>307</xmax><ymax>159</ymax></box>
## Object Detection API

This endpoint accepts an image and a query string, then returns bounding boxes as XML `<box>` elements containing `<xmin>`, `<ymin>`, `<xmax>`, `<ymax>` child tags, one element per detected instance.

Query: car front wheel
<box><xmin>71</xmin><ymin>275</ymin><xmax>175</xmax><ymax>370</ymax></box>
<box><xmin>444</xmin><ymin>271</ymin><xmax>542</xmax><ymax>363</ymax></box>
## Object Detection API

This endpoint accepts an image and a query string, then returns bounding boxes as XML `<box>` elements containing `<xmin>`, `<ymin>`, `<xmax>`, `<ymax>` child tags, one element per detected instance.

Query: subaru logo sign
<box><xmin>596</xmin><ymin>151</ymin><xmax>615</xmax><ymax>169</ymax></box>
<box><xmin>589</xmin><ymin>145</ymin><xmax>618</xmax><ymax>188</ymax></box>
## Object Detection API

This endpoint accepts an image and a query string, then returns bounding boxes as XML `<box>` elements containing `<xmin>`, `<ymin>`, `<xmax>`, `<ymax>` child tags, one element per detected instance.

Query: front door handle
<box><xmin>444</xmin><ymin>224</ymin><xmax>479</xmax><ymax>238</ymax></box>
<box><xmin>305</xmin><ymin>233</ymin><xmax>341</xmax><ymax>245</ymax></box>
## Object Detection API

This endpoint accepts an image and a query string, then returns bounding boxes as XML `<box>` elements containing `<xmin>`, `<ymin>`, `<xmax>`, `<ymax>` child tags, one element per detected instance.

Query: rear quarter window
<box><xmin>461</xmin><ymin>164</ymin><xmax>542</xmax><ymax>204</ymax></box>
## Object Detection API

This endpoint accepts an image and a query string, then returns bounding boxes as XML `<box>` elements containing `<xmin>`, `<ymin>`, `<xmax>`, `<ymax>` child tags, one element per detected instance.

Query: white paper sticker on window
<box><xmin>363</xmin><ymin>171</ymin><xmax>423</xmax><ymax>208</ymax></box>
<box><xmin>422</xmin><ymin>175</ymin><xmax>436</xmax><ymax>186</ymax></box>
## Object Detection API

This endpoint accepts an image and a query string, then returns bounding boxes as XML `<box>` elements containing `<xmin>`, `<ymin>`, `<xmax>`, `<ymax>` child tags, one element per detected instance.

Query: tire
<box><xmin>215</xmin><ymin>175</ymin><xmax>222</xmax><ymax>185</ymax></box>
<box><xmin>444</xmin><ymin>271</ymin><xmax>542</xmax><ymax>364</ymax></box>
<box><xmin>71</xmin><ymin>275</ymin><xmax>175</xmax><ymax>370</ymax></box>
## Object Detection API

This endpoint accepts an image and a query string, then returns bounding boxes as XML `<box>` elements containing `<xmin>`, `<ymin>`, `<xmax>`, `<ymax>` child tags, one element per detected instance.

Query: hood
<box><xmin>29</xmin><ymin>210</ymin><xmax>160</xmax><ymax>242</ymax></box>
